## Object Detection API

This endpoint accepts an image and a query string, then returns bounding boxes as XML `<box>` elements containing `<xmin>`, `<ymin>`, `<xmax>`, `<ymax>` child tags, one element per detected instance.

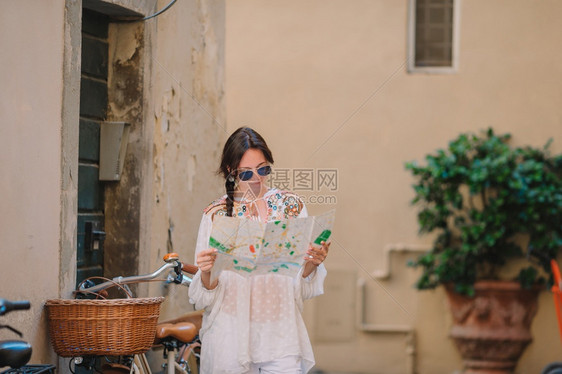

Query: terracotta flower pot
<box><xmin>445</xmin><ymin>281</ymin><xmax>540</xmax><ymax>374</ymax></box>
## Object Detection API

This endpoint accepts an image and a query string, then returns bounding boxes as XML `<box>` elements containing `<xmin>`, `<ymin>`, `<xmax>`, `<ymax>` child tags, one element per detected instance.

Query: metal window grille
<box><xmin>414</xmin><ymin>0</ymin><xmax>454</xmax><ymax>67</ymax></box>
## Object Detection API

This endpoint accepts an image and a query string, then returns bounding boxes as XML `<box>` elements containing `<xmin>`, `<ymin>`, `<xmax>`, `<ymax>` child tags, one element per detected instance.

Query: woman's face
<box><xmin>233</xmin><ymin>148</ymin><xmax>270</xmax><ymax>199</ymax></box>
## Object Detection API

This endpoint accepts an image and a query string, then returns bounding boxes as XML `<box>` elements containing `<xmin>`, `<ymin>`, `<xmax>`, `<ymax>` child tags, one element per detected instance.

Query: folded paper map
<box><xmin>209</xmin><ymin>209</ymin><xmax>335</xmax><ymax>281</ymax></box>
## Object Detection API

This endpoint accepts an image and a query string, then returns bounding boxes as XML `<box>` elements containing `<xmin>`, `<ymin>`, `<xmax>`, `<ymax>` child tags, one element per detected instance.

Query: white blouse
<box><xmin>188</xmin><ymin>188</ymin><xmax>327</xmax><ymax>373</ymax></box>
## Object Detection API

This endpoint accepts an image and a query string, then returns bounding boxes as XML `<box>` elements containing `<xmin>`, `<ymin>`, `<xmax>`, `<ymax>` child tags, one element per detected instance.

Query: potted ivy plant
<box><xmin>405</xmin><ymin>128</ymin><xmax>562</xmax><ymax>374</ymax></box>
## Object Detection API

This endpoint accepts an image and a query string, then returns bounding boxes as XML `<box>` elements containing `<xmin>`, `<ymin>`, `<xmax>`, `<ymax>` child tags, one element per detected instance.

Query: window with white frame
<box><xmin>408</xmin><ymin>0</ymin><xmax>460</xmax><ymax>73</ymax></box>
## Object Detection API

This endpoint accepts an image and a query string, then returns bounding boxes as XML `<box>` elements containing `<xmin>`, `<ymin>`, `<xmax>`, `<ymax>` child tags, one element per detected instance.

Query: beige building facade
<box><xmin>2</xmin><ymin>1</ymin><xmax>562</xmax><ymax>373</ymax></box>
<box><xmin>225</xmin><ymin>1</ymin><xmax>562</xmax><ymax>373</ymax></box>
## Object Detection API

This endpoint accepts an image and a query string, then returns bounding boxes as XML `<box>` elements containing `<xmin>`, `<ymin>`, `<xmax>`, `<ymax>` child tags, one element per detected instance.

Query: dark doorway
<box><xmin>76</xmin><ymin>9</ymin><xmax>109</xmax><ymax>286</ymax></box>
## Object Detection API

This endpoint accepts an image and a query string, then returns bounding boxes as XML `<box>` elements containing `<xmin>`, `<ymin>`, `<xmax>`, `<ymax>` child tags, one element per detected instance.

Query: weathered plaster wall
<box><xmin>77</xmin><ymin>0</ymin><xmax>226</xmax><ymax>322</ymax></box>
<box><xmin>0</xmin><ymin>0</ymin><xmax>67</xmax><ymax>366</ymax></box>
<box><xmin>225</xmin><ymin>1</ymin><xmax>562</xmax><ymax>373</ymax></box>
<box><xmin>104</xmin><ymin>21</ymin><xmax>147</xmax><ymax>283</ymax></box>
<box><xmin>0</xmin><ymin>0</ymin><xmax>226</xmax><ymax>370</ymax></box>
<box><xmin>146</xmin><ymin>0</ymin><xmax>226</xmax><ymax>319</ymax></box>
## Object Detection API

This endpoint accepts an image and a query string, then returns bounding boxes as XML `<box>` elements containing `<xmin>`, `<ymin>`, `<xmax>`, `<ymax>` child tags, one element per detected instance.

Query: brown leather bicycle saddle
<box><xmin>154</xmin><ymin>322</ymin><xmax>198</xmax><ymax>344</ymax></box>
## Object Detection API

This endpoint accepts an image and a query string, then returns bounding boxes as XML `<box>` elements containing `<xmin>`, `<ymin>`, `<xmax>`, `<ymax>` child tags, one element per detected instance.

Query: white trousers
<box><xmin>247</xmin><ymin>355</ymin><xmax>303</xmax><ymax>374</ymax></box>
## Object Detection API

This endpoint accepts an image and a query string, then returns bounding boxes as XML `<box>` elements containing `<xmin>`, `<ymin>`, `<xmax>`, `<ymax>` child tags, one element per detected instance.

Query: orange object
<box><xmin>163</xmin><ymin>252</ymin><xmax>179</xmax><ymax>262</ymax></box>
<box><xmin>551</xmin><ymin>259</ymin><xmax>562</xmax><ymax>348</ymax></box>
<box><xmin>553</xmin><ymin>259</ymin><xmax>562</xmax><ymax>286</ymax></box>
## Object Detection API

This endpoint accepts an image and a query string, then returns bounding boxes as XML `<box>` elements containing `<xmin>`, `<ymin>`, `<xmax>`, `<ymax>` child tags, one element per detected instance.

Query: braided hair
<box><xmin>218</xmin><ymin>127</ymin><xmax>274</xmax><ymax>217</ymax></box>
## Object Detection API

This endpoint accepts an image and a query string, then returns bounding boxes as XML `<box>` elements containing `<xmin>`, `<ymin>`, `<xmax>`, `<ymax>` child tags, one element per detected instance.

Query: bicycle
<box><xmin>45</xmin><ymin>253</ymin><xmax>200</xmax><ymax>374</ymax></box>
<box><xmin>0</xmin><ymin>299</ymin><xmax>55</xmax><ymax>374</ymax></box>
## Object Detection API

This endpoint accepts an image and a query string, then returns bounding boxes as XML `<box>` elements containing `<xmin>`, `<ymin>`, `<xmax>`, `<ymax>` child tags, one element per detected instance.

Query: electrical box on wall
<box><xmin>99</xmin><ymin>121</ymin><xmax>130</xmax><ymax>181</ymax></box>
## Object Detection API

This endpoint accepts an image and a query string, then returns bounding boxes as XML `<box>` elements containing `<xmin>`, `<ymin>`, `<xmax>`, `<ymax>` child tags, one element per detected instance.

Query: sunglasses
<box><xmin>236</xmin><ymin>165</ymin><xmax>272</xmax><ymax>181</ymax></box>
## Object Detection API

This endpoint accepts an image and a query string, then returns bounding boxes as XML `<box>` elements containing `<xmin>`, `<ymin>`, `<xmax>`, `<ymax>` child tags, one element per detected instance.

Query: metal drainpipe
<box><xmin>356</xmin><ymin>243</ymin><xmax>431</xmax><ymax>374</ymax></box>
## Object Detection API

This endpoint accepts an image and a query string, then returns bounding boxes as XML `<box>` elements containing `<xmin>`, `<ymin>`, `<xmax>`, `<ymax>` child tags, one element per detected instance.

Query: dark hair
<box><xmin>218</xmin><ymin>127</ymin><xmax>274</xmax><ymax>216</ymax></box>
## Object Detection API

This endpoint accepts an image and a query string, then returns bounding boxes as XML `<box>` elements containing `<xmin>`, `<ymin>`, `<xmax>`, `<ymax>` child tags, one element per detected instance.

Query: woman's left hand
<box><xmin>304</xmin><ymin>241</ymin><xmax>330</xmax><ymax>267</ymax></box>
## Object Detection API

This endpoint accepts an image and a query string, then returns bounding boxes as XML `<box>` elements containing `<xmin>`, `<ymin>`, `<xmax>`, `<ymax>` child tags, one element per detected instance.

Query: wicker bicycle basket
<box><xmin>45</xmin><ymin>297</ymin><xmax>164</xmax><ymax>357</ymax></box>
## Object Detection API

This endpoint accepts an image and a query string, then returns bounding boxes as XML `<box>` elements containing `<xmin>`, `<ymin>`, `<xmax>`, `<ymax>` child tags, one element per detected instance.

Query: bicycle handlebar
<box><xmin>0</xmin><ymin>299</ymin><xmax>31</xmax><ymax>316</ymax></box>
<box><xmin>75</xmin><ymin>253</ymin><xmax>199</xmax><ymax>296</ymax></box>
<box><xmin>182</xmin><ymin>263</ymin><xmax>199</xmax><ymax>275</ymax></box>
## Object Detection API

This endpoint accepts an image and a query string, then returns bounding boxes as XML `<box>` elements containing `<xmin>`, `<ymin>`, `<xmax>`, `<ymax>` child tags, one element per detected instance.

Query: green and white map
<box><xmin>209</xmin><ymin>209</ymin><xmax>335</xmax><ymax>281</ymax></box>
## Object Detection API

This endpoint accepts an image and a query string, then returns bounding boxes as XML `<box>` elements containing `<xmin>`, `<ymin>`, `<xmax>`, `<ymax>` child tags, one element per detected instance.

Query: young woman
<box><xmin>188</xmin><ymin>127</ymin><xmax>330</xmax><ymax>373</ymax></box>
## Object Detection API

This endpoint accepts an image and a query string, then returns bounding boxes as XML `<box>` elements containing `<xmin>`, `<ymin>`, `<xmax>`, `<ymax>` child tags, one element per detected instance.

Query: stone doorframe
<box><xmin>60</xmin><ymin>0</ymin><xmax>155</xmax><ymax>299</ymax></box>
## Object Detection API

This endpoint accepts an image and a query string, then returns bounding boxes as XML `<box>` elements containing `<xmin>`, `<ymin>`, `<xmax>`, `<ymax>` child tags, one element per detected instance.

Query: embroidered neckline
<box><xmin>205</xmin><ymin>188</ymin><xmax>301</xmax><ymax>221</ymax></box>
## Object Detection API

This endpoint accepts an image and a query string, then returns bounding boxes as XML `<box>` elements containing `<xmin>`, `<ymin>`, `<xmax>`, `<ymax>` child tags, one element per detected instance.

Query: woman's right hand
<box><xmin>197</xmin><ymin>248</ymin><xmax>218</xmax><ymax>273</ymax></box>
